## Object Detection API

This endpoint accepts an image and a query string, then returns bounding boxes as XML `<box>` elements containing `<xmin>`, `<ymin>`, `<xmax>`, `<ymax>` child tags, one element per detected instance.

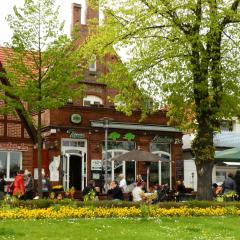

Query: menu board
<box><xmin>176</xmin><ymin>159</ymin><xmax>184</xmax><ymax>180</ymax></box>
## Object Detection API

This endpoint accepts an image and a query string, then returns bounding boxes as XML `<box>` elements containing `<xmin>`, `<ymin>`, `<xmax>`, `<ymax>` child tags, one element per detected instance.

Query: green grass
<box><xmin>0</xmin><ymin>217</ymin><xmax>239</xmax><ymax>240</ymax></box>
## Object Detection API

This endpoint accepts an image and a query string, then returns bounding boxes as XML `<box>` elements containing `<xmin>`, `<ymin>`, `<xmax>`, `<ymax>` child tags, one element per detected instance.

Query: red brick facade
<box><xmin>0</xmin><ymin>2</ymin><xmax>183</xmax><ymax>190</ymax></box>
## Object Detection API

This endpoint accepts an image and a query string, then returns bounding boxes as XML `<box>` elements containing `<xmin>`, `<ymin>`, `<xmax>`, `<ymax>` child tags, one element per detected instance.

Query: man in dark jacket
<box><xmin>82</xmin><ymin>180</ymin><xmax>95</xmax><ymax>197</ymax></box>
<box><xmin>107</xmin><ymin>181</ymin><xmax>123</xmax><ymax>200</ymax></box>
<box><xmin>222</xmin><ymin>173</ymin><xmax>236</xmax><ymax>193</ymax></box>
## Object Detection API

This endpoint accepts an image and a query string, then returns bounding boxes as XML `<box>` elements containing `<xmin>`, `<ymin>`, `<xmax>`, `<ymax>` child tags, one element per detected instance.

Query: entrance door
<box><xmin>61</xmin><ymin>138</ymin><xmax>87</xmax><ymax>190</ymax></box>
<box><xmin>69</xmin><ymin>155</ymin><xmax>82</xmax><ymax>190</ymax></box>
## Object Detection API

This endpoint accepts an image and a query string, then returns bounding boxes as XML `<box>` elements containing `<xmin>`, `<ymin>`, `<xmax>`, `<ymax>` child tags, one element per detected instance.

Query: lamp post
<box><xmin>100</xmin><ymin>117</ymin><xmax>113</xmax><ymax>186</ymax></box>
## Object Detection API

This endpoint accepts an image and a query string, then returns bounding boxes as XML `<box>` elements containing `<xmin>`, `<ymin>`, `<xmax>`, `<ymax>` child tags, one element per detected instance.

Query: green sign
<box><xmin>108</xmin><ymin>132</ymin><xmax>121</xmax><ymax>141</ymax></box>
<box><xmin>70</xmin><ymin>114</ymin><xmax>82</xmax><ymax>124</ymax></box>
<box><xmin>124</xmin><ymin>133</ymin><xmax>135</xmax><ymax>141</ymax></box>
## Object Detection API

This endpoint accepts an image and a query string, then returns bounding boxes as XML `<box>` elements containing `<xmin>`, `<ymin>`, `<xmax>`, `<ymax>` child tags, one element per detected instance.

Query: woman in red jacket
<box><xmin>13</xmin><ymin>170</ymin><xmax>25</xmax><ymax>198</ymax></box>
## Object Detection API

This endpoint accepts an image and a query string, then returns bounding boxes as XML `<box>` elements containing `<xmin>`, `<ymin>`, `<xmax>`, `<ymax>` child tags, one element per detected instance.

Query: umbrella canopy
<box><xmin>111</xmin><ymin>150</ymin><xmax>163</xmax><ymax>162</ymax></box>
<box><xmin>215</xmin><ymin>148</ymin><xmax>240</xmax><ymax>162</ymax></box>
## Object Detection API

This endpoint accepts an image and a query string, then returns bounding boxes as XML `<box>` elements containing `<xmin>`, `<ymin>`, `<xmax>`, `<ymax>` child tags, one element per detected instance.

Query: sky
<box><xmin>0</xmin><ymin>0</ymin><xmax>87</xmax><ymax>46</ymax></box>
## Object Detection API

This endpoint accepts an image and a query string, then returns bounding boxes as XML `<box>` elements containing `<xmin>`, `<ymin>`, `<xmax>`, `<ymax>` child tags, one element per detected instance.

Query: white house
<box><xmin>183</xmin><ymin>118</ymin><xmax>240</xmax><ymax>190</ymax></box>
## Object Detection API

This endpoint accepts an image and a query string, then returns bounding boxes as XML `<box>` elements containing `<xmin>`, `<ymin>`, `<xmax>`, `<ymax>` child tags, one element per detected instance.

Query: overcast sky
<box><xmin>0</xmin><ymin>0</ymin><xmax>86</xmax><ymax>46</ymax></box>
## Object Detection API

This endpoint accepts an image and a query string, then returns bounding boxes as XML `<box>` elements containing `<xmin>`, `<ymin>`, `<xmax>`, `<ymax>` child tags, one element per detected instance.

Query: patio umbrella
<box><xmin>110</xmin><ymin>150</ymin><xmax>162</xmax><ymax>162</ymax></box>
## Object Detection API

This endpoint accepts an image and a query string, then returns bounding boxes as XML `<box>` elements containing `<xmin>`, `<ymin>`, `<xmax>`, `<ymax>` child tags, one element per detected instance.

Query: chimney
<box><xmin>86</xmin><ymin>1</ymin><xmax>99</xmax><ymax>25</ymax></box>
<box><xmin>72</xmin><ymin>3</ymin><xmax>82</xmax><ymax>27</ymax></box>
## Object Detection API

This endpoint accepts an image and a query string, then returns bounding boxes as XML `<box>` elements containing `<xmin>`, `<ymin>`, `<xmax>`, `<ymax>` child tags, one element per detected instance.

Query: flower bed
<box><xmin>0</xmin><ymin>206</ymin><xmax>240</xmax><ymax>219</ymax></box>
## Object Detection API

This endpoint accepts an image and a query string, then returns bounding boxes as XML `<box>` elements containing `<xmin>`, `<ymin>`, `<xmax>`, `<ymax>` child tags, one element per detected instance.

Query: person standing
<box><xmin>24</xmin><ymin>170</ymin><xmax>34</xmax><ymax>200</ymax></box>
<box><xmin>0</xmin><ymin>172</ymin><xmax>6</xmax><ymax>200</ymax></box>
<box><xmin>13</xmin><ymin>170</ymin><xmax>25</xmax><ymax>199</ymax></box>
<box><xmin>222</xmin><ymin>173</ymin><xmax>236</xmax><ymax>193</ymax></box>
<box><xmin>119</xmin><ymin>174</ymin><xmax>128</xmax><ymax>192</ymax></box>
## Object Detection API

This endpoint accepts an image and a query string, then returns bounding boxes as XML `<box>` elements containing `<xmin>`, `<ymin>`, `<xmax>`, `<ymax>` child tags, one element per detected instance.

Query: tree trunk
<box><xmin>37</xmin><ymin>110</ymin><xmax>43</xmax><ymax>198</ymax></box>
<box><xmin>192</xmin><ymin>127</ymin><xmax>215</xmax><ymax>200</ymax></box>
<box><xmin>196</xmin><ymin>160</ymin><xmax>214</xmax><ymax>200</ymax></box>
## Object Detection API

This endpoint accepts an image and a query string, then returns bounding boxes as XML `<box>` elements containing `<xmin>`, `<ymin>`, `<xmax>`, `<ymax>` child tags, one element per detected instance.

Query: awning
<box><xmin>215</xmin><ymin>148</ymin><xmax>240</xmax><ymax>162</ymax></box>
<box><xmin>90</xmin><ymin>120</ymin><xmax>181</xmax><ymax>132</ymax></box>
<box><xmin>223</xmin><ymin>162</ymin><xmax>240</xmax><ymax>166</ymax></box>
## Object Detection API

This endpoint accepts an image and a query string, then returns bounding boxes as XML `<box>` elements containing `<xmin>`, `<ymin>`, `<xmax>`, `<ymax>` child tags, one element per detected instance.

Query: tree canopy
<box><xmin>81</xmin><ymin>0</ymin><xmax>240</xmax><ymax>199</ymax></box>
<box><xmin>0</xmin><ymin>0</ymin><xmax>83</xmax><ymax>197</ymax></box>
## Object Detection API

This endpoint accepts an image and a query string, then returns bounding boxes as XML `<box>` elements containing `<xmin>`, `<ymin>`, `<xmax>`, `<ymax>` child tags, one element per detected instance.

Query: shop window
<box><xmin>150</xmin><ymin>143</ymin><xmax>171</xmax><ymax>187</ymax></box>
<box><xmin>101</xmin><ymin>141</ymin><xmax>136</xmax><ymax>182</ymax></box>
<box><xmin>0</xmin><ymin>151</ymin><xmax>22</xmax><ymax>180</ymax></box>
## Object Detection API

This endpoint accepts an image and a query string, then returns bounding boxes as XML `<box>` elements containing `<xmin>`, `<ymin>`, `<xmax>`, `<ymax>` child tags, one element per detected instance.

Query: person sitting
<box><xmin>82</xmin><ymin>180</ymin><xmax>96</xmax><ymax>197</ymax></box>
<box><xmin>175</xmin><ymin>180</ymin><xmax>186</xmax><ymax>201</ymax></box>
<box><xmin>107</xmin><ymin>181</ymin><xmax>123</xmax><ymax>200</ymax></box>
<box><xmin>212</xmin><ymin>183</ymin><xmax>222</xmax><ymax>198</ymax></box>
<box><xmin>119</xmin><ymin>174</ymin><xmax>128</xmax><ymax>192</ymax></box>
<box><xmin>132</xmin><ymin>182</ymin><xmax>145</xmax><ymax>202</ymax></box>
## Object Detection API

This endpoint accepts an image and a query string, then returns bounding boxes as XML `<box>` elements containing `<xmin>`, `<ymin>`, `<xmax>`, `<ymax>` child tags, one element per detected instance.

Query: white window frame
<box><xmin>0</xmin><ymin>151</ymin><xmax>22</xmax><ymax>181</ymax></box>
<box><xmin>89</xmin><ymin>55</ymin><xmax>97</xmax><ymax>72</ymax></box>
<box><xmin>83</xmin><ymin>95</ymin><xmax>103</xmax><ymax>106</ymax></box>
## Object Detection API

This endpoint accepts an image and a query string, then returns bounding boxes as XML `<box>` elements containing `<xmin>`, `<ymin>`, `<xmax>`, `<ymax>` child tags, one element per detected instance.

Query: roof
<box><xmin>0</xmin><ymin>47</ymin><xmax>37</xmax><ymax>143</ymax></box>
<box><xmin>214</xmin><ymin>131</ymin><xmax>240</xmax><ymax>148</ymax></box>
<box><xmin>0</xmin><ymin>47</ymin><xmax>12</xmax><ymax>67</ymax></box>
<box><xmin>215</xmin><ymin>148</ymin><xmax>240</xmax><ymax>162</ymax></box>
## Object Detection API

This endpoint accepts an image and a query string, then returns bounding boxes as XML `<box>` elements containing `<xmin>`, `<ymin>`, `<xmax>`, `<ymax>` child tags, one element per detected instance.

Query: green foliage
<box><xmin>83</xmin><ymin>190</ymin><xmax>97</xmax><ymax>202</ymax></box>
<box><xmin>2</xmin><ymin>199</ymin><xmax>240</xmax><ymax>209</ymax></box>
<box><xmin>81</xmin><ymin>0</ymin><xmax>240</xmax><ymax>130</ymax></box>
<box><xmin>81</xmin><ymin>0</ymin><xmax>240</xmax><ymax>199</ymax></box>
<box><xmin>0</xmin><ymin>0</ymin><xmax>84</xmax><ymax>198</ymax></box>
<box><xmin>2</xmin><ymin>0</ymin><xmax>83</xmax><ymax>117</ymax></box>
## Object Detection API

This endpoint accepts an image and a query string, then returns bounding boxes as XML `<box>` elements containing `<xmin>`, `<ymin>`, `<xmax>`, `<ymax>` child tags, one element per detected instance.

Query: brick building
<box><xmin>0</xmin><ymin>2</ymin><xmax>183</xmax><ymax>191</ymax></box>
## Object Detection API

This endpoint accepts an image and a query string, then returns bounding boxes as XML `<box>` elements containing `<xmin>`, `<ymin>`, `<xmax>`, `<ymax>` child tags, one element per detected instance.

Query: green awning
<box><xmin>215</xmin><ymin>148</ymin><xmax>240</xmax><ymax>162</ymax></box>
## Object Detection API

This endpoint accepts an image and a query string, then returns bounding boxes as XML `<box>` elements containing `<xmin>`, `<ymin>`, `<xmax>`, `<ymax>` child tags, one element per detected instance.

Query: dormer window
<box><xmin>83</xmin><ymin>95</ymin><xmax>103</xmax><ymax>106</ymax></box>
<box><xmin>89</xmin><ymin>55</ymin><xmax>97</xmax><ymax>72</ymax></box>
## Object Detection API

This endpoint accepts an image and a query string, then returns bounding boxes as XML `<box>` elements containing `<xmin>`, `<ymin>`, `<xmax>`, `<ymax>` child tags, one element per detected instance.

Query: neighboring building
<box><xmin>0</xmin><ymin>2</ymin><xmax>184</xmax><ymax>191</ymax></box>
<box><xmin>0</xmin><ymin>49</ymin><xmax>36</xmax><ymax>182</ymax></box>
<box><xmin>183</xmin><ymin>119</ymin><xmax>240</xmax><ymax>190</ymax></box>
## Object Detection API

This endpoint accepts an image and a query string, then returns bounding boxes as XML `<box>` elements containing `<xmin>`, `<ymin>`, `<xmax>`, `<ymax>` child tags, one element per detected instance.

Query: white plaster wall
<box><xmin>184</xmin><ymin>160</ymin><xmax>197</xmax><ymax>191</ymax></box>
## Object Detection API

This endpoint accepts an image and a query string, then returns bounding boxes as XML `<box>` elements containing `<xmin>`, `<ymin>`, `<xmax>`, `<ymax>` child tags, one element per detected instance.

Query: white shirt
<box><xmin>132</xmin><ymin>186</ymin><xmax>143</xmax><ymax>202</ymax></box>
<box><xmin>119</xmin><ymin>178</ymin><xmax>127</xmax><ymax>192</ymax></box>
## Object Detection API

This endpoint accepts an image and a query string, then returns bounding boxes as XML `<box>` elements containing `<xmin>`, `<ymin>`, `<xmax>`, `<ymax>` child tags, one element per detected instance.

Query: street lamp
<box><xmin>99</xmin><ymin>117</ymin><xmax>113</xmax><ymax>186</ymax></box>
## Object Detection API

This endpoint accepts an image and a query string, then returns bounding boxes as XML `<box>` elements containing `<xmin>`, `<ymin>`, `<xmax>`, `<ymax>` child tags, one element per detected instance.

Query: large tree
<box><xmin>1</xmin><ymin>0</ymin><xmax>83</xmax><ymax>197</ymax></box>
<box><xmin>80</xmin><ymin>0</ymin><xmax>240</xmax><ymax>199</ymax></box>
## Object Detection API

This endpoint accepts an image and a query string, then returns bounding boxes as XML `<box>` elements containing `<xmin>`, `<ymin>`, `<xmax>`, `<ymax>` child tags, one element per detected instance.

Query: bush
<box><xmin>1</xmin><ymin>198</ymin><xmax>240</xmax><ymax>210</ymax></box>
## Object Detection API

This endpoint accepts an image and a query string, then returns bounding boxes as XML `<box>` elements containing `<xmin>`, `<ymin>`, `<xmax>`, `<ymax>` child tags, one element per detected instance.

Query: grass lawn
<box><xmin>0</xmin><ymin>217</ymin><xmax>239</xmax><ymax>240</ymax></box>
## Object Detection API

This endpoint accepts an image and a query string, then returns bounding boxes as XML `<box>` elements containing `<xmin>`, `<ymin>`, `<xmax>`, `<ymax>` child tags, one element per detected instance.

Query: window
<box><xmin>0</xmin><ymin>151</ymin><xmax>22</xmax><ymax>180</ymax></box>
<box><xmin>89</xmin><ymin>55</ymin><xmax>97</xmax><ymax>72</ymax></box>
<box><xmin>83</xmin><ymin>95</ymin><xmax>103</xmax><ymax>106</ymax></box>
<box><xmin>220</xmin><ymin>120</ymin><xmax>233</xmax><ymax>131</ymax></box>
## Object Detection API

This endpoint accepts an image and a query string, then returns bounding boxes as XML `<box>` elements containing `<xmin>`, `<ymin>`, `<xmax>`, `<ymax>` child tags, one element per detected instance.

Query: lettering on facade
<box><xmin>0</xmin><ymin>143</ymin><xmax>28</xmax><ymax>151</ymax></box>
<box><xmin>152</xmin><ymin>135</ymin><xmax>173</xmax><ymax>144</ymax></box>
<box><xmin>152</xmin><ymin>135</ymin><xmax>182</xmax><ymax>145</ymax></box>
<box><xmin>67</xmin><ymin>129</ymin><xmax>85</xmax><ymax>139</ymax></box>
